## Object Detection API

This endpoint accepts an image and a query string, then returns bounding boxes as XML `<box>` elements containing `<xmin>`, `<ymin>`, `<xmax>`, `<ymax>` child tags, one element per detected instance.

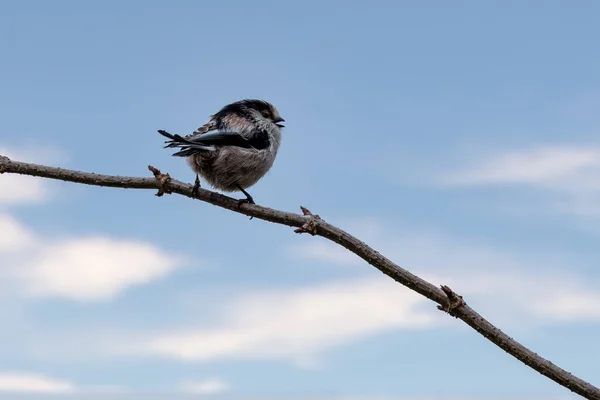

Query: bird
<box><xmin>157</xmin><ymin>99</ymin><xmax>285</xmax><ymax>206</ymax></box>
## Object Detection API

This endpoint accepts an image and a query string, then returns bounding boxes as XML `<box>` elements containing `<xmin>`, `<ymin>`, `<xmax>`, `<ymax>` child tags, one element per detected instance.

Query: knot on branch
<box><xmin>294</xmin><ymin>206</ymin><xmax>322</xmax><ymax>235</ymax></box>
<box><xmin>0</xmin><ymin>155</ymin><xmax>10</xmax><ymax>173</ymax></box>
<box><xmin>148</xmin><ymin>165</ymin><xmax>172</xmax><ymax>197</ymax></box>
<box><xmin>437</xmin><ymin>285</ymin><xmax>465</xmax><ymax>317</ymax></box>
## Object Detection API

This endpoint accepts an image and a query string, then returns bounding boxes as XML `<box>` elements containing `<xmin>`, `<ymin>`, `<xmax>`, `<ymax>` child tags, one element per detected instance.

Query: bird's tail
<box><xmin>157</xmin><ymin>130</ymin><xmax>214</xmax><ymax>157</ymax></box>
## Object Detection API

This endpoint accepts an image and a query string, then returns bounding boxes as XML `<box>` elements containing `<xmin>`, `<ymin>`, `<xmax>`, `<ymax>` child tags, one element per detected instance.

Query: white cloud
<box><xmin>140</xmin><ymin>276</ymin><xmax>437</xmax><ymax>363</ymax></box>
<box><xmin>532</xmin><ymin>291</ymin><xmax>600</xmax><ymax>321</ymax></box>
<box><xmin>17</xmin><ymin>237</ymin><xmax>183</xmax><ymax>301</ymax></box>
<box><xmin>436</xmin><ymin>144</ymin><xmax>600</xmax><ymax>215</ymax></box>
<box><xmin>0</xmin><ymin>145</ymin><xmax>65</xmax><ymax>206</ymax></box>
<box><xmin>0</xmin><ymin>372</ymin><xmax>73</xmax><ymax>393</ymax></box>
<box><xmin>181</xmin><ymin>378</ymin><xmax>229</xmax><ymax>395</ymax></box>
<box><xmin>440</xmin><ymin>145</ymin><xmax>600</xmax><ymax>186</ymax></box>
<box><xmin>0</xmin><ymin>213</ymin><xmax>34</xmax><ymax>251</ymax></box>
<box><xmin>0</xmin><ymin>174</ymin><xmax>50</xmax><ymax>205</ymax></box>
<box><xmin>0</xmin><ymin>216</ymin><xmax>184</xmax><ymax>301</ymax></box>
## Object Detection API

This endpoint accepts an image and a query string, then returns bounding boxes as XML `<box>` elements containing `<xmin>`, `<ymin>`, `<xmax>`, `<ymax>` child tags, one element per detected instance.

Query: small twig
<box><xmin>147</xmin><ymin>165</ymin><xmax>172</xmax><ymax>197</ymax></box>
<box><xmin>294</xmin><ymin>206</ymin><xmax>322</xmax><ymax>235</ymax></box>
<box><xmin>0</xmin><ymin>155</ymin><xmax>598</xmax><ymax>400</ymax></box>
<box><xmin>437</xmin><ymin>285</ymin><xmax>466</xmax><ymax>317</ymax></box>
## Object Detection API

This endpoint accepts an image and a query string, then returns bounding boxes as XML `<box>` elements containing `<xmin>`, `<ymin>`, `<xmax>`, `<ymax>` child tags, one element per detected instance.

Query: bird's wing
<box><xmin>162</xmin><ymin>119</ymin><xmax>218</xmax><ymax>151</ymax></box>
<box><xmin>181</xmin><ymin>130</ymin><xmax>254</xmax><ymax>147</ymax></box>
<box><xmin>158</xmin><ymin>130</ymin><xmax>216</xmax><ymax>154</ymax></box>
<box><xmin>158</xmin><ymin>128</ymin><xmax>269</xmax><ymax>157</ymax></box>
<box><xmin>195</xmin><ymin>129</ymin><xmax>270</xmax><ymax>150</ymax></box>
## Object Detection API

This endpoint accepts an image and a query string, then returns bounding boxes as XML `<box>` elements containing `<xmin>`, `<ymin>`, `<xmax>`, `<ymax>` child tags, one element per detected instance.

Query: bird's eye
<box><xmin>261</xmin><ymin>110</ymin><xmax>271</xmax><ymax>118</ymax></box>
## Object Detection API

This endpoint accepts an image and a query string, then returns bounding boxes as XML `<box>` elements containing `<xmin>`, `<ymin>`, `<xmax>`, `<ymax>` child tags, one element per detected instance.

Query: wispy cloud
<box><xmin>437</xmin><ymin>144</ymin><xmax>600</xmax><ymax>215</ymax></box>
<box><xmin>140</xmin><ymin>276</ymin><xmax>437</xmax><ymax>363</ymax></box>
<box><xmin>0</xmin><ymin>174</ymin><xmax>51</xmax><ymax>206</ymax></box>
<box><xmin>17</xmin><ymin>236</ymin><xmax>184</xmax><ymax>301</ymax></box>
<box><xmin>0</xmin><ymin>215</ymin><xmax>185</xmax><ymax>301</ymax></box>
<box><xmin>439</xmin><ymin>145</ymin><xmax>600</xmax><ymax>186</ymax></box>
<box><xmin>180</xmin><ymin>378</ymin><xmax>229</xmax><ymax>395</ymax></box>
<box><xmin>0</xmin><ymin>372</ymin><xmax>73</xmax><ymax>393</ymax></box>
<box><xmin>532</xmin><ymin>290</ymin><xmax>600</xmax><ymax>321</ymax></box>
<box><xmin>0</xmin><ymin>213</ymin><xmax>35</xmax><ymax>251</ymax></box>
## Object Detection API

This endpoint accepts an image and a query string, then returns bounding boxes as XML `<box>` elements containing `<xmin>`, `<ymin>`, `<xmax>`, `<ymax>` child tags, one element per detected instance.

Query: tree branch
<box><xmin>1</xmin><ymin>154</ymin><xmax>598</xmax><ymax>400</ymax></box>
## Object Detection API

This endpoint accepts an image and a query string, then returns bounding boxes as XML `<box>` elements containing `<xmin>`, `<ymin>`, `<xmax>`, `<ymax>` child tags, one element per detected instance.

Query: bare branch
<box><xmin>1</xmin><ymin>154</ymin><xmax>598</xmax><ymax>400</ymax></box>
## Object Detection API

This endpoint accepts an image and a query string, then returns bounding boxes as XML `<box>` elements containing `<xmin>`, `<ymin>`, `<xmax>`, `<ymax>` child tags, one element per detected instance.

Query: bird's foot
<box><xmin>237</xmin><ymin>196</ymin><xmax>255</xmax><ymax>207</ymax></box>
<box><xmin>192</xmin><ymin>175</ymin><xmax>201</xmax><ymax>198</ymax></box>
<box><xmin>236</xmin><ymin>186</ymin><xmax>255</xmax><ymax>220</ymax></box>
<box><xmin>235</xmin><ymin>185</ymin><xmax>255</xmax><ymax>207</ymax></box>
<box><xmin>237</xmin><ymin>198</ymin><xmax>256</xmax><ymax>220</ymax></box>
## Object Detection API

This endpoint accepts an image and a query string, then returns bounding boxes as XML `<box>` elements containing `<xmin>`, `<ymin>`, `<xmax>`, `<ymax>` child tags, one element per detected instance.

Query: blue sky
<box><xmin>1</xmin><ymin>0</ymin><xmax>599</xmax><ymax>398</ymax></box>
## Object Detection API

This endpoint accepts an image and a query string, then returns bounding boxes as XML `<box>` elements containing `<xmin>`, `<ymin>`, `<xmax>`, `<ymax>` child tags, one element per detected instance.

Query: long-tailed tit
<box><xmin>158</xmin><ymin>99</ymin><xmax>285</xmax><ymax>205</ymax></box>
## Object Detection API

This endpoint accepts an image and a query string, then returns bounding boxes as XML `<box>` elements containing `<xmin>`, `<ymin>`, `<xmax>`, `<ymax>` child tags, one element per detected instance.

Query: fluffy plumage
<box><xmin>158</xmin><ymin>99</ymin><xmax>285</xmax><ymax>204</ymax></box>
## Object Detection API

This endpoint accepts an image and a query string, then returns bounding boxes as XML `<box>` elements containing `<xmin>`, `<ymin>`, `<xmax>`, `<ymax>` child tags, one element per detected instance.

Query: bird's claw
<box><xmin>237</xmin><ymin>196</ymin><xmax>255</xmax><ymax>220</ymax></box>
<box><xmin>237</xmin><ymin>197</ymin><xmax>255</xmax><ymax>207</ymax></box>
<box><xmin>192</xmin><ymin>175</ymin><xmax>201</xmax><ymax>198</ymax></box>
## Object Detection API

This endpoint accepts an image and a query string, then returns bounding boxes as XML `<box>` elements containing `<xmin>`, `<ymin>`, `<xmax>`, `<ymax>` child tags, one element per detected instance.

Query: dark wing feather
<box><xmin>182</xmin><ymin>130</ymin><xmax>255</xmax><ymax>148</ymax></box>
<box><xmin>157</xmin><ymin>129</ymin><xmax>269</xmax><ymax>157</ymax></box>
<box><xmin>162</xmin><ymin>120</ymin><xmax>218</xmax><ymax>150</ymax></box>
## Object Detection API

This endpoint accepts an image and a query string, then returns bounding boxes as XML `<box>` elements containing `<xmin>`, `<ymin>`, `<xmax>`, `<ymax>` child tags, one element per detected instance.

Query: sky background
<box><xmin>1</xmin><ymin>1</ymin><xmax>600</xmax><ymax>399</ymax></box>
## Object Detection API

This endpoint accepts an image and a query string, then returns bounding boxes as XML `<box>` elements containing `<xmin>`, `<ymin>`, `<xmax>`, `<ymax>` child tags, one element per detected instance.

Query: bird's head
<box><xmin>215</xmin><ymin>99</ymin><xmax>285</xmax><ymax>129</ymax></box>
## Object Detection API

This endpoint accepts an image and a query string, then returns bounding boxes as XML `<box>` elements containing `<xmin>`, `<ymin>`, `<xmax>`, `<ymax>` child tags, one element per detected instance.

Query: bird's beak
<box><xmin>274</xmin><ymin>117</ymin><xmax>285</xmax><ymax>128</ymax></box>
